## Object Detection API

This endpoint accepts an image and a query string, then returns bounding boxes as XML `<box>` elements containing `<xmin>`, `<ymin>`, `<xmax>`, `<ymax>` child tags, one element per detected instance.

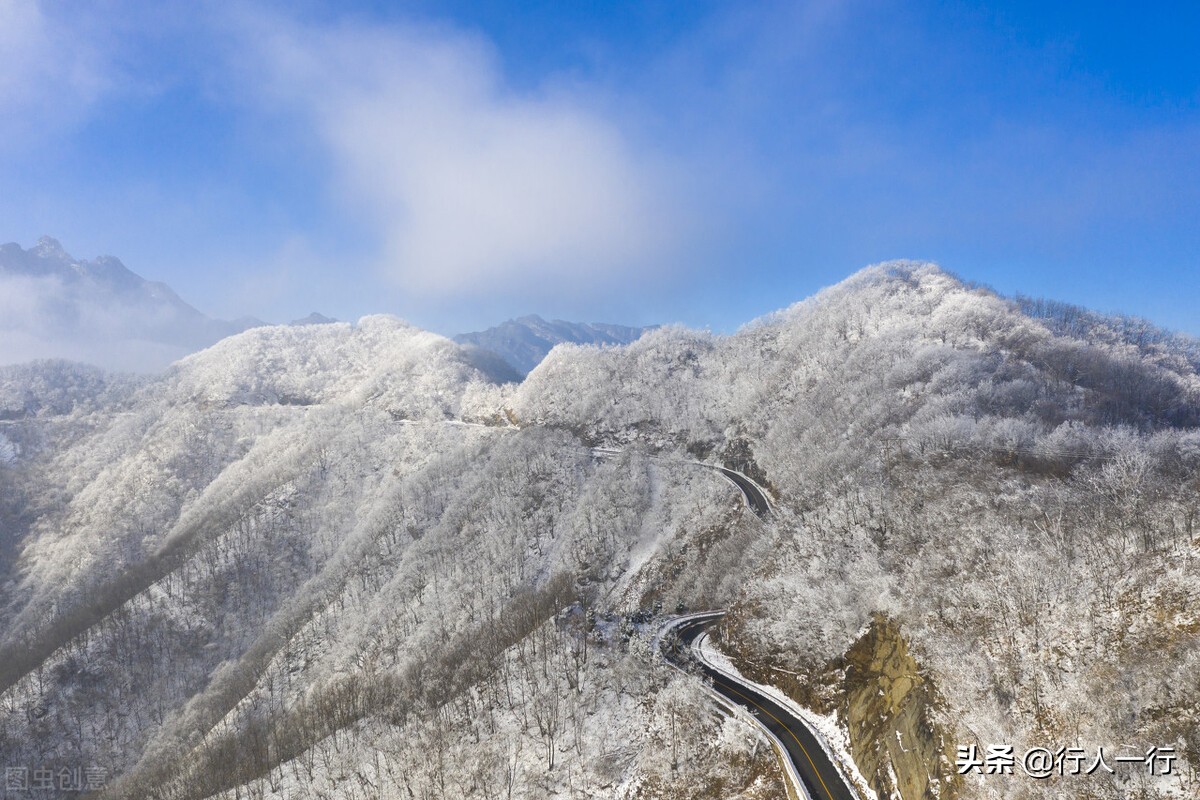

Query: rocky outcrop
<box><xmin>841</xmin><ymin>614</ymin><xmax>958</xmax><ymax>800</ymax></box>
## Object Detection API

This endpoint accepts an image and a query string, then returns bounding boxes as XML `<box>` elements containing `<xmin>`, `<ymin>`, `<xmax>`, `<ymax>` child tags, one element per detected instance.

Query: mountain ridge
<box><xmin>0</xmin><ymin>237</ymin><xmax>265</xmax><ymax>372</ymax></box>
<box><xmin>453</xmin><ymin>313</ymin><xmax>653</xmax><ymax>376</ymax></box>
<box><xmin>1</xmin><ymin>260</ymin><xmax>1197</xmax><ymax>799</ymax></box>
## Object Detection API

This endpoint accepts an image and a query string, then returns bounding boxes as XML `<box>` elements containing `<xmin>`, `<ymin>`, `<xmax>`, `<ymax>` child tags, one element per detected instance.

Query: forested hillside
<box><xmin>1</xmin><ymin>263</ymin><xmax>1196</xmax><ymax>799</ymax></box>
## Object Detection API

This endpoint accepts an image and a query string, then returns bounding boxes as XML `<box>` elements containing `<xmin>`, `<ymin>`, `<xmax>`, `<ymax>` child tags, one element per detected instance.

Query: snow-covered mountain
<box><xmin>0</xmin><ymin>237</ymin><xmax>263</xmax><ymax>372</ymax></box>
<box><xmin>1</xmin><ymin>263</ymin><xmax>1198</xmax><ymax>800</ymax></box>
<box><xmin>454</xmin><ymin>313</ymin><xmax>652</xmax><ymax>376</ymax></box>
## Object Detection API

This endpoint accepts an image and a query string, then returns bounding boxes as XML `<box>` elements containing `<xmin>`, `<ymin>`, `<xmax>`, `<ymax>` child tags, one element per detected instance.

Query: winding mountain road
<box><xmin>659</xmin><ymin>612</ymin><xmax>860</xmax><ymax>800</ymax></box>
<box><xmin>589</xmin><ymin>448</ymin><xmax>772</xmax><ymax>517</ymax></box>
<box><xmin>710</xmin><ymin>466</ymin><xmax>772</xmax><ymax>516</ymax></box>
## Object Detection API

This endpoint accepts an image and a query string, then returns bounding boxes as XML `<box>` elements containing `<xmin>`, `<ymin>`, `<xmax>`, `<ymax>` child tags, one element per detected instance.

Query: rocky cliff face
<box><xmin>842</xmin><ymin>614</ymin><xmax>958</xmax><ymax>800</ymax></box>
<box><xmin>720</xmin><ymin>608</ymin><xmax>959</xmax><ymax>800</ymax></box>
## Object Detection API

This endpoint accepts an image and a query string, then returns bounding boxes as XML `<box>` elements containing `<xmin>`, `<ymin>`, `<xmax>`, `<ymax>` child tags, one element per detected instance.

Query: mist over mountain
<box><xmin>1</xmin><ymin>263</ymin><xmax>1198</xmax><ymax>799</ymax></box>
<box><xmin>454</xmin><ymin>314</ymin><xmax>652</xmax><ymax>376</ymax></box>
<box><xmin>0</xmin><ymin>239</ymin><xmax>653</xmax><ymax>379</ymax></box>
<box><xmin>0</xmin><ymin>237</ymin><xmax>263</xmax><ymax>372</ymax></box>
<box><xmin>290</xmin><ymin>312</ymin><xmax>340</xmax><ymax>326</ymax></box>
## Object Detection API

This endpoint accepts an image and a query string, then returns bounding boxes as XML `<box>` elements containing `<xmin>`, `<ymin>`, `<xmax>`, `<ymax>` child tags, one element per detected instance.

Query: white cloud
<box><xmin>0</xmin><ymin>0</ymin><xmax>113</xmax><ymax>147</ymax></box>
<box><xmin>0</xmin><ymin>274</ymin><xmax>189</xmax><ymax>372</ymax></box>
<box><xmin>248</xmin><ymin>17</ymin><xmax>697</xmax><ymax>298</ymax></box>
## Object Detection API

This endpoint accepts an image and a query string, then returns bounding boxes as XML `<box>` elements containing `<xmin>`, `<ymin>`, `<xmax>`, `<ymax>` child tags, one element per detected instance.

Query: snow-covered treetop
<box><xmin>164</xmin><ymin>315</ymin><xmax>495</xmax><ymax>419</ymax></box>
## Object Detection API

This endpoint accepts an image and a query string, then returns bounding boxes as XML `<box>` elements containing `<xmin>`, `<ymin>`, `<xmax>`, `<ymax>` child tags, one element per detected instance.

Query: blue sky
<box><xmin>2</xmin><ymin>0</ymin><xmax>1197</xmax><ymax>335</ymax></box>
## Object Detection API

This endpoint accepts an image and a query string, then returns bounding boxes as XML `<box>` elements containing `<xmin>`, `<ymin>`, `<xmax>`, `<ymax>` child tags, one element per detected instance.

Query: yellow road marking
<box><xmin>717</xmin><ymin>679</ymin><xmax>837</xmax><ymax>800</ymax></box>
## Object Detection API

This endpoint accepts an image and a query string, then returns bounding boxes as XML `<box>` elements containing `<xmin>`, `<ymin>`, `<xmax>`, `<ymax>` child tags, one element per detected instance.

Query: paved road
<box><xmin>589</xmin><ymin>448</ymin><xmax>771</xmax><ymax>517</ymax></box>
<box><xmin>712</xmin><ymin>466</ymin><xmax>772</xmax><ymax>517</ymax></box>
<box><xmin>661</xmin><ymin>613</ymin><xmax>859</xmax><ymax>800</ymax></box>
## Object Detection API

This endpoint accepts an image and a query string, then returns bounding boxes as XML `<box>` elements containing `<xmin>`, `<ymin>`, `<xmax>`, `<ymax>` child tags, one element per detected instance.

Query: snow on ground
<box><xmin>697</xmin><ymin>630</ymin><xmax>878</xmax><ymax>800</ymax></box>
<box><xmin>0</xmin><ymin>430</ymin><xmax>16</xmax><ymax>464</ymax></box>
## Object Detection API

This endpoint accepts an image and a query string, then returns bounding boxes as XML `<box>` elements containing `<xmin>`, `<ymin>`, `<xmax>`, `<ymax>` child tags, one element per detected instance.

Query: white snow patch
<box><xmin>697</xmin><ymin>631</ymin><xmax>878</xmax><ymax>800</ymax></box>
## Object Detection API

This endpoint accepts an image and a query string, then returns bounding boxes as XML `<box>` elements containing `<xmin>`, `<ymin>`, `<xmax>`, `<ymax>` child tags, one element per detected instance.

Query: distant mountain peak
<box><xmin>32</xmin><ymin>236</ymin><xmax>69</xmax><ymax>261</ymax></box>
<box><xmin>0</xmin><ymin>237</ymin><xmax>262</xmax><ymax>372</ymax></box>
<box><xmin>454</xmin><ymin>315</ymin><xmax>653</xmax><ymax>377</ymax></box>
<box><xmin>290</xmin><ymin>312</ymin><xmax>339</xmax><ymax>326</ymax></box>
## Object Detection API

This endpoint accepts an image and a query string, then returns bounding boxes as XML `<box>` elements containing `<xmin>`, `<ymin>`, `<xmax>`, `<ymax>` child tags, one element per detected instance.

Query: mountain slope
<box><xmin>0</xmin><ymin>316</ymin><xmax>764</xmax><ymax>799</ymax></box>
<box><xmin>512</xmin><ymin>261</ymin><xmax>1200</xmax><ymax>797</ymax></box>
<box><xmin>1</xmin><ymin>262</ymin><xmax>1197</xmax><ymax>800</ymax></box>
